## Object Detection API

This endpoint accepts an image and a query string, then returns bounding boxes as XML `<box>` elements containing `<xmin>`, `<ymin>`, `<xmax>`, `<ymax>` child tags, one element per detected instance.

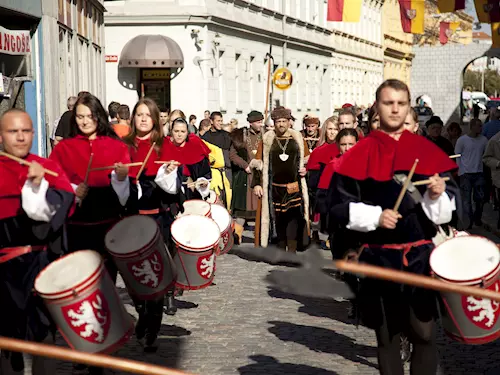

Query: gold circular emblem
<box><xmin>273</xmin><ymin>68</ymin><xmax>293</xmax><ymax>90</ymax></box>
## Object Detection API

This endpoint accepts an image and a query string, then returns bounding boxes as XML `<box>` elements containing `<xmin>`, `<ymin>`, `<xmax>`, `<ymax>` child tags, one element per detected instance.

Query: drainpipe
<box><xmin>282</xmin><ymin>0</ymin><xmax>287</xmax><ymax>107</ymax></box>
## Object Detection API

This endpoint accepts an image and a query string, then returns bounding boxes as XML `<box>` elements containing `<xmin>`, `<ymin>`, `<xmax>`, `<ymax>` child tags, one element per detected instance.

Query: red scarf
<box><xmin>160</xmin><ymin>134</ymin><xmax>210</xmax><ymax>176</ymax></box>
<box><xmin>306</xmin><ymin>142</ymin><xmax>340</xmax><ymax>171</ymax></box>
<box><xmin>129</xmin><ymin>137</ymin><xmax>162</xmax><ymax>177</ymax></box>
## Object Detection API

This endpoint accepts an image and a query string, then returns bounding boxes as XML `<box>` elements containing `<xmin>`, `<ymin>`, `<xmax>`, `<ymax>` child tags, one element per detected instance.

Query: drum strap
<box><xmin>363</xmin><ymin>239</ymin><xmax>432</xmax><ymax>267</ymax></box>
<box><xmin>139</xmin><ymin>208</ymin><xmax>168</xmax><ymax>215</ymax></box>
<box><xmin>0</xmin><ymin>245</ymin><xmax>47</xmax><ymax>264</ymax></box>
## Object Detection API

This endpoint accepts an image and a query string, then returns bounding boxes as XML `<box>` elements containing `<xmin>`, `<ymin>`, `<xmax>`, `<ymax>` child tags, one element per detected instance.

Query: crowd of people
<box><xmin>1</xmin><ymin>78</ymin><xmax>497</xmax><ymax>375</ymax></box>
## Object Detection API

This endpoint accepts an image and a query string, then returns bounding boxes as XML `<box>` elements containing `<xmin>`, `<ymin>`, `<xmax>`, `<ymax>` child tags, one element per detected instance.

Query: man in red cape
<box><xmin>0</xmin><ymin>109</ymin><xmax>75</xmax><ymax>374</ymax></box>
<box><xmin>329</xmin><ymin>80</ymin><xmax>458</xmax><ymax>375</ymax></box>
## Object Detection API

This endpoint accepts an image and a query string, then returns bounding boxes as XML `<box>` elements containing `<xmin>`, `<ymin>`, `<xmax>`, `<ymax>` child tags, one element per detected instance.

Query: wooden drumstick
<box><xmin>393</xmin><ymin>159</ymin><xmax>419</xmax><ymax>212</ymax></box>
<box><xmin>0</xmin><ymin>336</ymin><xmax>193</xmax><ymax>375</ymax></box>
<box><xmin>89</xmin><ymin>162</ymin><xmax>143</xmax><ymax>172</ymax></box>
<box><xmin>136</xmin><ymin>142</ymin><xmax>156</xmax><ymax>181</ymax></box>
<box><xmin>154</xmin><ymin>160</ymin><xmax>180</xmax><ymax>165</ymax></box>
<box><xmin>79</xmin><ymin>153</ymin><xmax>94</xmax><ymax>207</ymax></box>
<box><xmin>335</xmin><ymin>260</ymin><xmax>500</xmax><ymax>303</ymax></box>
<box><xmin>0</xmin><ymin>151</ymin><xmax>59</xmax><ymax>177</ymax></box>
<box><xmin>413</xmin><ymin>177</ymin><xmax>451</xmax><ymax>186</ymax></box>
<box><xmin>449</xmin><ymin>154</ymin><xmax>461</xmax><ymax>159</ymax></box>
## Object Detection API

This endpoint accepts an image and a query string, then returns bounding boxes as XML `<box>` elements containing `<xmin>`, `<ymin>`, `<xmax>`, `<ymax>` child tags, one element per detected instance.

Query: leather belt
<box><xmin>362</xmin><ymin>239</ymin><xmax>432</xmax><ymax>267</ymax></box>
<box><xmin>0</xmin><ymin>245</ymin><xmax>47</xmax><ymax>264</ymax></box>
<box><xmin>139</xmin><ymin>208</ymin><xmax>169</xmax><ymax>215</ymax></box>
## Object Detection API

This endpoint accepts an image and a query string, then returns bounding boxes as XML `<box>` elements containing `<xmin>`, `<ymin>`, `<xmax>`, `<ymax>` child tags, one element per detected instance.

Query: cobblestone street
<box><xmin>24</xmin><ymin>220</ymin><xmax>500</xmax><ymax>374</ymax></box>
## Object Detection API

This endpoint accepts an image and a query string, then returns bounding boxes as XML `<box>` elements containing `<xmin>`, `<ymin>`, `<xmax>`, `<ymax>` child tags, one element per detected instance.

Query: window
<box><xmin>218</xmin><ymin>50</ymin><xmax>226</xmax><ymax>111</ymax></box>
<box><xmin>250</xmin><ymin>56</ymin><xmax>255</xmax><ymax>108</ymax></box>
<box><xmin>66</xmin><ymin>0</ymin><xmax>72</xmax><ymax>28</ymax></box>
<box><xmin>77</xmin><ymin>0</ymin><xmax>84</xmax><ymax>36</ymax></box>
<box><xmin>235</xmin><ymin>53</ymin><xmax>241</xmax><ymax>111</ymax></box>
<box><xmin>58</xmin><ymin>0</ymin><xmax>65</xmax><ymax>24</ymax></box>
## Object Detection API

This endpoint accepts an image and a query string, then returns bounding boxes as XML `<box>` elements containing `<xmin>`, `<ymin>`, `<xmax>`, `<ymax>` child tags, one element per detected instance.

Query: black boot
<box><xmin>134</xmin><ymin>304</ymin><xmax>147</xmax><ymax>341</ymax></box>
<box><xmin>164</xmin><ymin>292</ymin><xmax>177</xmax><ymax>316</ymax></box>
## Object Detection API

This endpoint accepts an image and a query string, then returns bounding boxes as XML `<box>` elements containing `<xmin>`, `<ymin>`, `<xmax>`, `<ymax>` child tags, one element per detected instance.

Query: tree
<box><xmin>463</xmin><ymin>69</ymin><xmax>500</xmax><ymax>97</ymax></box>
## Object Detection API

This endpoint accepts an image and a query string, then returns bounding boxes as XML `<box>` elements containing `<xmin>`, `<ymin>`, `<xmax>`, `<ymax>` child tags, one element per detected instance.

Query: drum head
<box><xmin>35</xmin><ymin>250</ymin><xmax>102</xmax><ymax>295</ymax></box>
<box><xmin>183</xmin><ymin>200</ymin><xmax>211</xmax><ymax>216</ymax></box>
<box><xmin>430</xmin><ymin>236</ymin><xmax>500</xmax><ymax>283</ymax></box>
<box><xmin>105</xmin><ymin>215</ymin><xmax>158</xmax><ymax>255</ymax></box>
<box><xmin>211</xmin><ymin>205</ymin><xmax>231</xmax><ymax>231</ymax></box>
<box><xmin>171</xmin><ymin>215</ymin><xmax>220</xmax><ymax>251</ymax></box>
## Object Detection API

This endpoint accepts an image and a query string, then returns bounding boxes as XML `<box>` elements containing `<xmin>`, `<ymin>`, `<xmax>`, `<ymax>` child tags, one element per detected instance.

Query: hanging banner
<box><xmin>475</xmin><ymin>0</ymin><xmax>500</xmax><ymax>23</ymax></box>
<box><xmin>398</xmin><ymin>0</ymin><xmax>425</xmax><ymax>35</ymax></box>
<box><xmin>326</xmin><ymin>0</ymin><xmax>362</xmax><ymax>22</ymax></box>
<box><xmin>0</xmin><ymin>26</ymin><xmax>31</xmax><ymax>56</ymax></box>
<box><xmin>440</xmin><ymin>21</ymin><xmax>460</xmax><ymax>44</ymax></box>
<box><xmin>437</xmin><ymin>0</ymin><xmax>466</xmax><ymax>13</ymax></box>
<box><xmin>273</xmin><ymin>68</ymin><xmax>293</xmax><ymax>90</ymax></box>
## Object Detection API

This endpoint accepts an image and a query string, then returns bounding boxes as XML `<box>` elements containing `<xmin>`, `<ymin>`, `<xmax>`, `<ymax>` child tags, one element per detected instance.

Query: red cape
<box><xmin>129</xmin><ymin>137</ymin><xmax>162</xmax><ymax>178</ymax></box>
<box><xmin>0</xmin><ymin>154</ymin><xmax>74</xmax><ymax>220</ymax></box>
<box><xmin>306</xmin><ymin>143</ymin><xmax>340</xmax><ymax>171</ymax></box>
<box><xmin>318</xmin><ymin>156</ymin><xmax>343</xmax><ymax>189</ymax></box>
<box><xmin>50</xmin><ymin>135</ymin><xmax>131</xmax><ymax>187</ymax></box>
<box><xmin>336</xmin><ymin>130</ymin><xmax>457</xmax><ymax>181</ymax></box>
<box><xmin>161</xmin><ymin>134</ymin><xmax>210</xmax><ymax>165</ymax></box>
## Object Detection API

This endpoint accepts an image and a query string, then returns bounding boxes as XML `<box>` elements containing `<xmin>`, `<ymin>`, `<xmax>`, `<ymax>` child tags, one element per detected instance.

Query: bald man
<box><xmin>0</xmin><ymin>109</ymin><xmax>74</xmax><ymax>374</ymax></box>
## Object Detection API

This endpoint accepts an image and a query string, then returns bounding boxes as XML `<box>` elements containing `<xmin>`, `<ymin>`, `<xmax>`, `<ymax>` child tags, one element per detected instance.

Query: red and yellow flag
<box><xmin>440</xmin><ymin>21</ymin><xmax>460</xmax><ymax>44</ymax></box>
<box><xmin>475</xmin><ymin>0</ymin><xmax>500</xmax><ymax>23</ymax></box>
<box><xmin>492</xmin><ymin>22</ymin><xmax>500</xmax><ymax>48</ymax></box>
<box><xmin>437</xmin><ymin>0</ymin><xmax>466</xmax><ymax>13</ymax></box>
<box><xmin>327</xmin><ymin>0</ymin><xmax>362</xmax><ymax>22</ymax></box>
<box><xmin>398</xmin><ymin>0</ymin><xmax>425</xmax><ymax>34</ymax></box>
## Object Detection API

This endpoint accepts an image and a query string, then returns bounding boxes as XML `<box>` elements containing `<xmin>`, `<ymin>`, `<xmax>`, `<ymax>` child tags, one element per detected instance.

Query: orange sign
<box><xmin>106</xmin><ymin>55</ymin><xmax>118</xmax><ymax>63</ymax></box>
<box><xmin>273</xmin><ymin>67</ymin><xmax>293</xmax><ymax>90</ymax></box>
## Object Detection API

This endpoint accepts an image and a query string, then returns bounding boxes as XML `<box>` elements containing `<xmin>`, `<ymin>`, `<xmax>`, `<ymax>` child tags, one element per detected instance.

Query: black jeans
<box><xmin>275</xmin><ymin>207</ymin><xmax>305</xmax><ymax>249</ymax></box>
<box><xmin>459</xmin><ymin>172</ymin><xmax>485</xmax><ymax>225</ymax></box>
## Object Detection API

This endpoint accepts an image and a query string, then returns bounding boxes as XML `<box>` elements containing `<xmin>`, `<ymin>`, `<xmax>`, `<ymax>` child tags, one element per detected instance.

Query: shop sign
<box><xmin>142</xmin><ymin>70</ymin><xmax>170</xmax><ymax>80</ymax></box>
<box><xmin>273</xmin><ymin>67</ymin><xmax>293</xmax><ymax>90</ymax></box>
<box><xmin>0</xmin><ymin>26</ymin><xmax>31</xmax><ymax>56</ymax></box>
<box><xmin>106</xmin><ymin>55</ymin><xmax>118</xmax><ymax>63</ymax></box>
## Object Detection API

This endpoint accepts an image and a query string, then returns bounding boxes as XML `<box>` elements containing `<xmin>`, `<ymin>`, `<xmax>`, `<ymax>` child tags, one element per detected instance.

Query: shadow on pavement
<box><xmin>267</xmin><ymin>321</ymin><xmax>378</xmax><ymax>370</ymax></box>
<box><xmin>238</xmin><ymin>355</ymin><xmax>340</xmax><ymax>375</ymax></box>
<box><xmin>267</xmin><ymin>287</ymin><xmax>355</xmax><ymax>326</ymax></box>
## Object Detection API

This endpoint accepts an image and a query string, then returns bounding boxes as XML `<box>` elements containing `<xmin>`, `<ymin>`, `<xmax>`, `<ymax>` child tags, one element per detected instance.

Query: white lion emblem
<box><xmin>466</xmin><ymin>283</ymin><xmax>500</xmax><ymax>328</ymax></box>
<box><xmin>67</xmin><ymin>295</ymin><xmax>107</xmax><ymax>342</ymax></box>
<box><xmin>132</xmin><ymin>255</ymin><xmax>161</xmax><ymax>287</ymax></box>
<box><xmin>200</xmin><ymin>254</ymin><xmax>215</xmax><ymax>278</ymax></box>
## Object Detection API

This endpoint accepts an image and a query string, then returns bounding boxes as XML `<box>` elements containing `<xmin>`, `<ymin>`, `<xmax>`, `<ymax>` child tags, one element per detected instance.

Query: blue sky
<box><xmin>465</xmin><ymin>0</ymin><xmax>490</xmax><ymax>34</ymax></box>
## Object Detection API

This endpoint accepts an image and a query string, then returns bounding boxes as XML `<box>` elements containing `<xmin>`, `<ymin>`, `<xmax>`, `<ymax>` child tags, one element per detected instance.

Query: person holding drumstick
<box><xmin>329</xmin><ymin>80</ymin><xmax>459</xmax><ymax>375</ymax></box>
<box><xmin>0</xmin><ymin>109</ymin><xmax>75</xmax><ymax>374</ymax></box>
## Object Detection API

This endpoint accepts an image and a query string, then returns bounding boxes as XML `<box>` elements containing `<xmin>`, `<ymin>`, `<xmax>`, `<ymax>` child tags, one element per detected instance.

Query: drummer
<box><xmin>49</xmin><ymin>93</ymin><xmax>132</xmax><ymax>283</ymax></box>
<box><xmin>329</xmin><ymin>79</ymin><xmax>459</xmax><ymax>374</ymax></box>
<box><xmin>124</xmin><ymin>98</ymin><xmax>179</xmax><ymax>350</ymax></box>
<box><xmin>0</xmin><ymin>109</ymin><xmax>75</xmax><ymax>374</ymax></box>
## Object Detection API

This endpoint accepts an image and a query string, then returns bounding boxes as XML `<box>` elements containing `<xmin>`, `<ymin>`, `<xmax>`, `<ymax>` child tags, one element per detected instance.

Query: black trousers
<box><xmin>275</xmin><ymin>206</ymin><xmax>305</xmax><ymax>249</ymax></box>
<box><xmin>132</xmin><ymin>296</ymin><xmax>164</xmax><ymax>339</ymax></box>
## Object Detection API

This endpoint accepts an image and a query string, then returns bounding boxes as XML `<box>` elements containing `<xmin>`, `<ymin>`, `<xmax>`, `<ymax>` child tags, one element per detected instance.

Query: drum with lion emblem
<box><xmin>34</xmin><ymin>250</ymin><xmax>134</xmax><ymax>353</ymax></box>
<box><xmin>105</xmin><ymin>215</ymin><xmax>177</xmax><ymax>300</ymax></box>
<box><xmin>430</xmin><ymin>236</ymin><xmax>500</xmax><ymax>344</ymax></box>
<box><xmin>210</xmin><ymin>204</ymin><xmax>234</xmax><ymax>255</ymax></box>
<box><xmin>171</xmin><ymin>215</ymin><xmax>221</xmax><ymax>290</ymax></box>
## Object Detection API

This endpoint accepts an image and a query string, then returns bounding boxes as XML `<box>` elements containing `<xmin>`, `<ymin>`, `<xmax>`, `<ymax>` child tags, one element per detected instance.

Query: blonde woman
<box><xmin>318</xmin><ymin>116</ymin><xmax>339</xmax><ymax>146</ymax></box>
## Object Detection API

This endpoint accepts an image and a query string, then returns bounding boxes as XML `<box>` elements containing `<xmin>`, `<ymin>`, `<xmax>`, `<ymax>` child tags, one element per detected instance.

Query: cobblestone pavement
<box><xmin>23</xmin><ymin>218</ymin><xmax>500</xmax><ymax>375</ymax></box>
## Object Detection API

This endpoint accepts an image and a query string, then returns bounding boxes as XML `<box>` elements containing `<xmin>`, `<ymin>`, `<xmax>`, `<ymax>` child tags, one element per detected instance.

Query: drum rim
<box><xmin>430</xmin><ymin>235</ymin><xmax>500</xmax><ymax>284</ymax></box>
<box><xmin>105</xmin><ymin>215</ymin><xmax>159</xmax><ymax>256</ymax></box>
<box><xmin>35</xmin><ymin>250</ymin><xmax>104</xmax><ymax>298</ymax></box>
<box><xmin>171</xmin><ymin>214</ymin><xmax>221</xmax><ymax>251</ymax></box>
<box><xmin>210</xmin><ymin>205</ymin><xmax>232</xmax><ymax>231</ymax></box>
<box><xmin>183</xmin><ymin>199</ymin><xmax>211</xmax><ymax>215</ymax></box>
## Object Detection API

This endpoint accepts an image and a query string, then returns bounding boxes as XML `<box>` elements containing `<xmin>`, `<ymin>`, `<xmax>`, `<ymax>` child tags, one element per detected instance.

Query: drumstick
<box><xmin>393</xmin><ymin>159</ymin><xmax>419</xmax><ymax>212</ymax></box>
<box><xmin>184</xmin><ymin>179</ymin><xmax>212</xmax><ymax>188</ymax></box>
<box><xmin>449</xmin><ymin>154</ymin><xmax>461</xmax><ymax>159</ymax></box>
<box><xmin>89</xmin><ymin>162</ymin><xmax>143</xmax><ymax>172</ymax></box>
<box><xmin>335</xmin><ymin>260</ymin><xmax>500</xmax><ymax>303</ymax></box>
<box><xmin>0</xmin><ymin>336</ymin><xmax>194</xmax><ymax>375</ymax></box>
<box><xmin>413</xmin><ymin>177</ymin><xmax>451</xmax><ymax>186</ymax></box>
<box><xmin>0</xmin><ymin>151</ymin><xmax>59</xmax><ymax>177</ymax></box>
<box><xmin>154</xmin><ymin>160</ymin><xmax>181</xmax><ymax>165</ymax></box>
<box><xmin>136</xmin><ymin>142</ymin><xmax>156</xmax><ymax>180</ymax></box>
<box><xmin>83</xmin><ymin>153</ymin><xmax>94</xmax><ymax>185</ymax></box>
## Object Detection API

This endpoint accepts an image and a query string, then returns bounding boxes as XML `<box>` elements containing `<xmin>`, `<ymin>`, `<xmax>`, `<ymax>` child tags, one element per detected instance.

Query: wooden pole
<box><xmin>0</xmin><ymin>336</ymin><xmax>194</xmax><ymax>375</ymax></box>
<box><xmin>335</xmin><ymin>261</ymin><xmax>500</xmax><ymax>303</ymax></box>
<box><xmin>264</xmin><ymin>49</ymin><xmax>273</xmax><ymax>121</ymax></box>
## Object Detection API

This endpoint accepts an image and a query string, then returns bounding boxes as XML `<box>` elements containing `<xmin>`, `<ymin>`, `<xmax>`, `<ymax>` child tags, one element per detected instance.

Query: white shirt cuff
<box><xmin>421</xmin><ymin>190</ymin><xmax>456</xmax><ymax>225</ymax></box>
<box><xmin>71</xmin><ymin>183</ymin><xmax>82</xmax><ymax>204</ymax></box>
<box><xmin>346</xmin><ymin>202</ymin><xmax>382</xmax><ymax>232</ymax></box>
<box><xmin>21</xmin><ymin>178</ymin><xmax>56</xmax><ymax>222</ymax></box>
<box><xmin>196</xmin><ymin>177</ymin><xmax>210</xmax><ymax>199</ymax></box>
<box><xmin>111</xmin><ymin>170</ymin><xmax>130</xmax><ymax>206</ymax></box>
<box><xmin>154</xmin><ymin>165</ymin><xmax>179</xmax><ymax>194</ymax></box>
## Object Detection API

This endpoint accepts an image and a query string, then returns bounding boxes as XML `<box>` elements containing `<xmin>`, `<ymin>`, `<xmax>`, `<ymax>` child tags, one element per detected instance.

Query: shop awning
<box><xmin>118</xmin><ymin>34</ymin><xmax>184</xmax><ymax>69</ymax></box>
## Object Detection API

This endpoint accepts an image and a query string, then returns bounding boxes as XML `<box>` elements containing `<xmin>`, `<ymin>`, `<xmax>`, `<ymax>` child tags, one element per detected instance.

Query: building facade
<box><xmin>382</xmin><ymin>0</ymin><xmax>414</xmax><ymax>86</ymax></box>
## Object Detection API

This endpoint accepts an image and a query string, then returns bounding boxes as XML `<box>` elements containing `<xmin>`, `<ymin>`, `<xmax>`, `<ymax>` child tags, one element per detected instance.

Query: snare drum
<box><xmin>171</xmin><ymin>215</ymin><xmax>221</xmax><ymax>290</ymax></box>
<box><xmin>205</xmin><ymin>190</ymin><xmax>224</xmax><ymax>206</ymax></box>
<box><xmin>105</xmin><ymin>215</ymin><xmax>177</xmax><ymax>300</ymax></box>
<box><xmin>430</xmin><ymin>236</ymin><xmax>500</xmax><ymax>344</ymax></box>
<box><xmin>210</xmin><ymin>204</ymin><xmax>234</xmax><ymax>255</ymax></box>
<box><xmin>182</xmin><ymin>200</ymin><xmax>212</xmax><ymax>218</ymax></box>
<box><xmin>34</xmin><ymin>251</ymin><xmax>134</xmax><ymax>353</ymax></box>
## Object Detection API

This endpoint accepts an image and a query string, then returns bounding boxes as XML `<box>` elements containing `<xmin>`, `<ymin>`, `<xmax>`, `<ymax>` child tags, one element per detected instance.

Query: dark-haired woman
<box><xmin>49</xmin><ymin>94</ymin><xmax>133</xmax><ymax>375</ymax></box>
<box><xmin>124</xmin><ymin>98</ymin><xmax>178</xmax><ymax>351</ymax></box>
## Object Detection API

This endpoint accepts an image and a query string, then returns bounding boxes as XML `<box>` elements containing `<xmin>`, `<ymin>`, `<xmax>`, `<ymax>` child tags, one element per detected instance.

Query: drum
<box><xmin>210</xmin><ymin>204</ymin><xmax>234</xmax><ymax>255</ymax></box>
<box><xmin>205</xmin><ymin>190</ymin><xmax>224</xmax><ymax>206</ymax></box>
<box><xmin>182</xmin><ymin>199</ymin><xmax>212</xmax><ymax>218</ymax></box>
<box><xmin>34</xmin><ymin>250</ymin><xmax>134</xmax><ymax>353</ymax></box>
<box><xmin>105</xmin><ymin>215</ymin><xmax>177</xmax><ymax>300</ymax></box>
<box><xmin>430</xmin><ymin>236</ymin><xmax>500</xmax><ymax>344</ymax></box>
<box><xmin>171</xmin><ymin>215</ymin><xmax>221</xmax><ymax>290</ymax></box>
